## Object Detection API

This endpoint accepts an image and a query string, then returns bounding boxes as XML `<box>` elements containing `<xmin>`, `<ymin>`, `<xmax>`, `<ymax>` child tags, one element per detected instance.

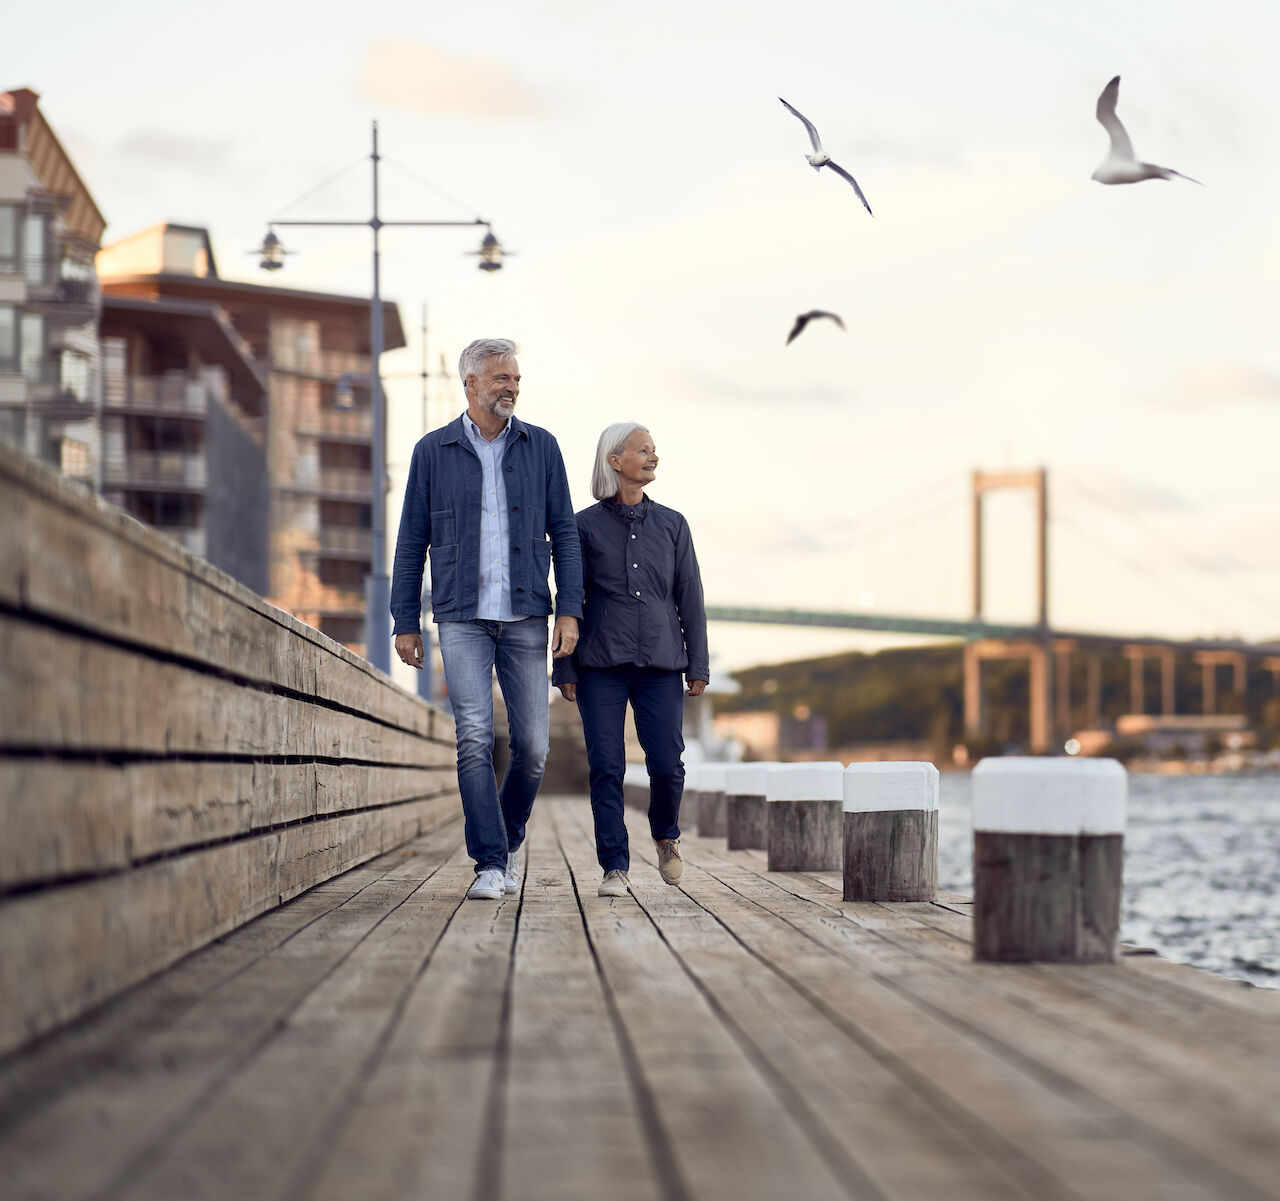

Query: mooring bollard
<box><xmin>622</xmin><ymin>763</ymin><xmax>648</xmax><ymax>811</ymax></box>
<box><xmin>972</xmin><ymin>757</ymin><xmax>1127</xmax><ymax>963</ymax></box>
<box><xmin>680</xmin><ymin>762</ymin><xmax>702</xmax><ymax>829</ymax></box>
<box><xmin>696</xmin><ymin>763</ymin><xmax>728</xmax><ymax>838</ymax></box>
<box><xmin>843</xmin><ymin>762</ymin><xmax>940</xmax><ymax>901</ymax></box>
<box><xmin>724</xmin><ymin>762</ymin><xmax>775</xmax><ymax>850</ymax></box>
<box><xmin>766</xmin><ymin>762</ymin><xmax>844</xmax><ymax>871</ymax></box>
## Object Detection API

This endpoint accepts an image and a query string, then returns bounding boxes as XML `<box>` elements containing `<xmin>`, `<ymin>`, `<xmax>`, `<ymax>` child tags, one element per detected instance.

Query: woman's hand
<box><xmin>686</xmin><ymin>679</ymin><xmax>707</xmax><ymax>697</ymax></box>
<box><xmin>557</xmin><ymin>682</ymin><xmax>577</xmax><ymax>703</ymax></box>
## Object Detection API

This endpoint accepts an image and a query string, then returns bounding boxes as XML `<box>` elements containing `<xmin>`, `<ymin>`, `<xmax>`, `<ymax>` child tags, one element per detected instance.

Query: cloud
<box><xmin>115</xmin><ymin>130</ymin><xmax>236</xmax><ymax>169</ymax></box>
<box><xmin>681</xmin><ymin>369</ymin><xmax>856</xmax><ymax>408</ymax></box>
<box><xmin>357</xmin><ymin>39</ymin><xmax>554</xmax><ymax>120</ymax></box>
<box><xmin>1163</xmin><ymin>363</ymin><xmax>1280</xmax><ymax>407</ymax></box>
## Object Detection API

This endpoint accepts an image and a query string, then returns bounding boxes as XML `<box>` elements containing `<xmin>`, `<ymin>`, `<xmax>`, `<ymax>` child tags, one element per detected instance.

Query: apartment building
<box><xmin>0</xmin><ymin>87</ymin><xmax>105</xmax><ymax>484</ymax></box>
<box><xmin>99</xmin><ymin>224</ymin><xmax>405</xmax><ymax>652</ymax></box>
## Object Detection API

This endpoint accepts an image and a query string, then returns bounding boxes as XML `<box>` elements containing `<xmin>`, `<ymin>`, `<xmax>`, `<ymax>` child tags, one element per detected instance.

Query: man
<box><xmin>391</xmin><ymin>338</ymin><xmax>582</xmax><ymax>900</ymax></box>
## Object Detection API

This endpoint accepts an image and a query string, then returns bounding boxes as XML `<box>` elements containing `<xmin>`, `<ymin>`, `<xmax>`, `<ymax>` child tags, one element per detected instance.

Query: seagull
<box><xmin>779</xmin><ymin>97</ymin><xmax>873</xmax><ymax>215</ymax></box>
<box><xmin>1091</xmin><ymin>76</ymin><xmax>1202</xmax><ymax>186</ymax></box>
<box><xmin>786</xmin><ymin>310</ymin><xmax>845</xmax><ymax>345</ymax></box>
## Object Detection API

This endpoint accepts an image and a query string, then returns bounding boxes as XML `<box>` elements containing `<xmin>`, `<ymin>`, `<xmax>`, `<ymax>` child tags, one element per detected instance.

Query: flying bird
<box><xmin>786</xmin><ymin>310</ymin><xmax>845</xmax><ymax>345</ymax></box>
<box><xmin>1091</xmin><ymin>76</ymin><xmax>1202</xmax><ymax>186</ymax></box>
<box><xmin>778</xmin><ymin>97</ymin><xmax>873</xmax><ymax>215</ymax></box>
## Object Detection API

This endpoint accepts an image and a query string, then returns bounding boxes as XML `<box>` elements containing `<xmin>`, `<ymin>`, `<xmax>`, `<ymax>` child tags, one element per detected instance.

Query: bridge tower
<box><xmin>964</xmin><ymin>469</ymin><xmax>1055</xmax><ymax>753</ymax></box>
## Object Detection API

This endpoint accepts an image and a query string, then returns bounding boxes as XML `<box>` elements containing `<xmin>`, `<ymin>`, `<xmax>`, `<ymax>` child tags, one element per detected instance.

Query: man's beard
<box><xmin>485</xmin><ymin>394</ymin><xmax>516</xmax><ymax>418</ymax></box>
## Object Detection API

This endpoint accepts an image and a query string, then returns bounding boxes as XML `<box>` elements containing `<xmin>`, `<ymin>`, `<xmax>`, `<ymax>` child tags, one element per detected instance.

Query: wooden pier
<box><xmin>2</xmin><ymin>795</ymin><xmax>1279</xmax><ymax>1201</ymax></box>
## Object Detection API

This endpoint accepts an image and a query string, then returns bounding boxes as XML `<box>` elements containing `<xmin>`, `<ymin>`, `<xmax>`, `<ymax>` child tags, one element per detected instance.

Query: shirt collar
<box><xmin>464</xmin><ymin>412</ymin><xmax>510</xmax><ymax>443</ymax></box>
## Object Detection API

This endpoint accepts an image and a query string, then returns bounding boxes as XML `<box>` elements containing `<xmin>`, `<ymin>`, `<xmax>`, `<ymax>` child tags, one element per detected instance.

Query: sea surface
<box><xmin>937</xmin><ymin>772</ymin><xmax>1280</xmax><ymax>988</ymax></box>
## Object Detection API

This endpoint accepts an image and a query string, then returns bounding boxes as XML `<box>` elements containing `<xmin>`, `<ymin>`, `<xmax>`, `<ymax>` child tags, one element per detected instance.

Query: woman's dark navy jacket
<box><xmin>551</xmin><ymin>496</ymin><xmax>709</xmax><ymax>686</ymax></box>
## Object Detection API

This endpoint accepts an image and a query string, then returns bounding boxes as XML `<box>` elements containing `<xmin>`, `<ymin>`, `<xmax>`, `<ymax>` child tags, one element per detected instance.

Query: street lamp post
<box><xmin>259</xmin><ymin>121</ymin><xmax>504</xmax><ymax>674</ymax></box>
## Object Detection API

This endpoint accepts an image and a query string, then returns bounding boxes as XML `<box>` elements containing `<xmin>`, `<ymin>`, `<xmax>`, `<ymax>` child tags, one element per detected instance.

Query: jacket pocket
<box><xmin>429</xmin><ymin>509</ymin><xmax>456</xmax><ymax>548</ymax></box>
<box><xmin>428</xmin><ymin>543</ymin><xmax>458</xmax><ymax>609</ymax></box>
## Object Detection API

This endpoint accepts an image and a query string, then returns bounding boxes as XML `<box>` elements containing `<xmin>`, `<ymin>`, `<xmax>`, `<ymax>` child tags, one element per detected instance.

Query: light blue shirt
<box><xmin>463</xmin><ymin>414</ymin><xmax>527</xmax><ymax>622</ymax></box>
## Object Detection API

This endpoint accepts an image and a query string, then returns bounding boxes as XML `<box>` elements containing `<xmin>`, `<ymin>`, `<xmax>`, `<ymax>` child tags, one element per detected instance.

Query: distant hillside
<box><xmin>720</xmin><ymin>643</ymin><xmax>1280</xmax><ymax>751</ymax></box>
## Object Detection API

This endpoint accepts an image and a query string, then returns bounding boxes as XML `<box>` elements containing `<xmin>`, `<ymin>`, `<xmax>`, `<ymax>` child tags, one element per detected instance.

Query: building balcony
<box><xmin>315</xmin><ymin>527</ymin><xmax>372</xmax><ymax>557</ymax></box>
<box><xmin>269</xmin><ymin>345</ymin><xmax>367</xmax><ymax>381</ymax></box>
<box><xmin>296</xmin><ymin>407</ymin><xmax>373</xmax><ymax>441</ymax></box>
<box><xmin>289</xmin><ymin>466</ymin><xmax>372</xmax><ymax>499</ymax></box>
<box><xmin>104</xmin><ymin>372</ymin><xmax>209</xmax><ymax>415</ymax></box>
<box><xmin>104</xmin><ymin>450</ymin><xmax>207</xmax><ymax>491</ymax></box>
<box><xmin>23</xmin><ymin>356</ymin><xmax>96</xmax><ymax>421</ymax></box>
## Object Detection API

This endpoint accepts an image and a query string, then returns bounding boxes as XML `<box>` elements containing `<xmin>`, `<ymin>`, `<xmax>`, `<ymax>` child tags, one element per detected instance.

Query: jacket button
<box><xmin>513</xmin><ymin>546</ymin><xmax>521</xmax><ymax>553</ymax></box>
<box><xmin>506</xmin><ymin>465</ymin><xmax>514</xmax><ymax>472</ymax></box>
<box><xmin>516</xmin><ymin>587</ymin><xmax>524</xmax><ymax>593</ymax></box>
<box><xmin>512</xmin><ymin>505</ymin><xmax>519</xmax><ymax>511</ymax></box>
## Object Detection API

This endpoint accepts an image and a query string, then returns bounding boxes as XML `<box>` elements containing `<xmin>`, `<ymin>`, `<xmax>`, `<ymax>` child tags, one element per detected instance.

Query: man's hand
<box><xmin>686</xmin><ymin>679</ymin><xmax>708</xmax><ymax>697</ymax></box>
<box><xmin>395</xmin><ymin>632</ymin><xmax>424</xmax><ymax>669</ymax></box>
<box><xmin>551</xmin><ymin>616</ymin><xmax>579</xmax><ymax>659</ymax></box>
<box><xmin>556</xmin><ymin>682</ymin><xmax>577</xmax><ymax>703</ymax></box>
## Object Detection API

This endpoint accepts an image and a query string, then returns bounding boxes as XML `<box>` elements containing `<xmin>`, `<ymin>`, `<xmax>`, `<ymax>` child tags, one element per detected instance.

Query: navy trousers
<box><xmin>576</xmin><ymin>665</ymin><xmax>686</xmax><ymax>872</ymax></box>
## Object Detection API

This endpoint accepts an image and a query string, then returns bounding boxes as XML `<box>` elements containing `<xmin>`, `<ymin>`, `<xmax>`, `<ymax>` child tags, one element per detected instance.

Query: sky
<box><xmin>8</xmin><ymin>0</ymin><xmax>1280</xmax><ymax>681</ymax></box>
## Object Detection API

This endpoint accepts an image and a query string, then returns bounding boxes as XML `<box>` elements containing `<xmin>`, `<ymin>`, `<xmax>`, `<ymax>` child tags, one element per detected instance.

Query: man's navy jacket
<box><xmin>551</xmin><ymin>496</ymin><xmax>709</xmax><ymax>686</ymax></box>
<box><xmin>390</xmin><ymin>414</ymin><xmax>584</xmax><ymax>632</ymax></box>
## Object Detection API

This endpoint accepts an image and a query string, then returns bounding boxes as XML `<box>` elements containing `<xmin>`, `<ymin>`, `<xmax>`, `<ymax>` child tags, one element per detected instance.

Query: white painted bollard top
<box><xmin>723</xmin><ymin>762</ymin><xmax>777</xmax><ymax>797</ymax></box>
<box><xmin>699</xmin><ymin>762</ymin><xmax>728</xmax><ymax>793</ymax></box>
<box><xmin>843</xmin><ymin>762</ymin><xmax>939</xmax><ymax>813</ymax></box>
<box><xmin>766</xmin><ymin>762</ymin><xmax>845</xmax><ymax>801</ymax></box>
<box><xmin>971</xmin><ymin>758</ymin><xmax>1127</xmax><ymax>835</ymax></box>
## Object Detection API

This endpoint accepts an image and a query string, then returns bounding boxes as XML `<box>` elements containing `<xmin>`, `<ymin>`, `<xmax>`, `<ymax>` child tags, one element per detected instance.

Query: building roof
<box><xmin>100</xmin><ymin>272</ymin><xmax>407</xmax><ymax>352</ymax></box>
<box><xmin>100</xmin><ymin>294</ymin><xmax>269</xmax><ymax>414</ymax></box>
<box><xmin>0</xmin><ymin>87</ymin><xmax>107</xmax><ymax>245</ymax></box>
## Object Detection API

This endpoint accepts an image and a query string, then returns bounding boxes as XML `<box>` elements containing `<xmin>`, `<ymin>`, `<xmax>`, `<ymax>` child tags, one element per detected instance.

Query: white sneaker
<box><xmin>466</xmin><ymin>868</ymin><xmax>506</xmax><ymax>900</ymax></box>
<box><xmin>504</xmin><ymin>850</ymin><xmax>521</xmax><ymax>895</ymax></box>
<box><xmin>598</xmin><ymin>869</ymin><xmax>631</xmax><ymax>898</ymax></box>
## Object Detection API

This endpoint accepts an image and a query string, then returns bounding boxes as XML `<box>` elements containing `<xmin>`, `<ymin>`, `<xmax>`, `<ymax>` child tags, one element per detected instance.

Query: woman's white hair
<box><xmin>458</xmin><ymin>338</ymin><xmax>519</xmax><ymax>386</ymax></box>
<box><xmin>591</xmin><ymin>422</ymin><xmax>648</xmax><ymax>501</ymax></box>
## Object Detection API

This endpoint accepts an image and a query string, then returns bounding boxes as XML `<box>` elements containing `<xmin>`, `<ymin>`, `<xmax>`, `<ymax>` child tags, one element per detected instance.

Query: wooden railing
<box><xmin>0</xmin><ymin>439</ymin><xmax>459</xmax><ymax>1057</ymax></box>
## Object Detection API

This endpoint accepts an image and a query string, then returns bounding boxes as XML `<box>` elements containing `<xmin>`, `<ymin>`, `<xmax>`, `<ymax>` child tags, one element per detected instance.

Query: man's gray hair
<box><xmin>591</xmin><ymin>421</ymin><xmax>648</xmax><ymax>501</ymax></box>
<box><xmin>458</xmin><ymin>338</ymin><xmax>519</xmax><ymax>386</ymax></box>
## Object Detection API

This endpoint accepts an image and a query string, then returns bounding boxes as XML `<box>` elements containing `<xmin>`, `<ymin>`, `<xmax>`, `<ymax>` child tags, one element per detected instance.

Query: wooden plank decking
<box><xmin>2</xmin><ymin>795</ymin><xmax>1279</xmax><ymax>1201</ymax></box>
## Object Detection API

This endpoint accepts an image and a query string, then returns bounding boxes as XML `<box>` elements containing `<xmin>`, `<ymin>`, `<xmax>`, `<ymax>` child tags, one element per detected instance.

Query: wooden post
<box><xmin>766</xmin><ymin>762</ymin><xmax>844</xmax><ymax>872</ymax></box>
<box><xmin>972</xmin><ymin>758</ymin><xmax>1127</xmax><ymax>963</ymax></box>
<box><xmin>696</xmin><ymin>763</ymin><xmax>727</xmax><ymax>838</ymax></box>
<box><xmin>724</xmin><ymin>762</ymin><xmax>775</xmax><ymax>850</ymax></box>
<box><xmin>842</xmin><ymin>762</ymin><xmax>939</xmax><ymax>902</ymax></box>
<box><xmin>680</xmin><ymin>762</ymin><xmax>701</xmax><ymax>830</ymax></box>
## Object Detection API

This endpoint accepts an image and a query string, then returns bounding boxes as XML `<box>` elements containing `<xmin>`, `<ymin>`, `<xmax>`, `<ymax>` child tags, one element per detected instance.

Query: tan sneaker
<box><xmin>598</xmin><ymin>869</ymin><xmax>630</xmax><ymax>897</ymax></box>
<box><xmin>655</xmin><ymin>838</ymin><xmax>684</xmax><ymax>885</ymax></box>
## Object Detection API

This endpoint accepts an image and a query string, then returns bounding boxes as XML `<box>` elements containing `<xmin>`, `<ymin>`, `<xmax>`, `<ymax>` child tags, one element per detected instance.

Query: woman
<box><xmin>553</xmin><ymin>423</ymin><xmax>709</xmax><ymax>897</ymax></box>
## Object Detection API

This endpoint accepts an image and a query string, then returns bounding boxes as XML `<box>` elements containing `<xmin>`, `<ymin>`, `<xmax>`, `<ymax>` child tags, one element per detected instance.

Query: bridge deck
<box><xmin>3</xmin><ymin>796</ymin><xmax>1279</xmax><ymax>1201</ymax></box>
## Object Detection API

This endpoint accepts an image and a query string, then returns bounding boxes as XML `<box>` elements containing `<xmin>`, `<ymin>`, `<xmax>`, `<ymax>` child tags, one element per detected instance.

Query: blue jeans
<box><xmin>438</xmin><ymin>618</ymin><xmax>550</xmax><ymax>874</ymax></box>
<box><xmin>577</xmin><ymin>666</ymin><xmax>685</xmax><ymax>872</ymax></box>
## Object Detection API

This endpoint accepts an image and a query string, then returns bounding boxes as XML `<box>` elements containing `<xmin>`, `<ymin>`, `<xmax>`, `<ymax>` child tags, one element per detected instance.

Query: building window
<box><xmin>20</xmin><ymin>312</ymin><xmax>45</xmax><ymax>380</ymax></box>
<box><xmin>0</xmin><ymin>205</ymin><xmax>18</xmax><ymax>274</ymax></box>
<box><xmin>0</xmin><ymin>304</ymin><xmax>15</xmax><ymax>373</ymax></box>
<box><xmin>61</xmin><ymin>350</ymin><xmax>91</xmax><ymax>400</ymax></box>
<box><xmin>59</xmin><ymin>438</ymin><xmax>91</xmax><ymax>480</ymax></box>
<box><xmin>24</xmin><ymin>212</ymin><xmax>48</xmax><ymax>285</ymax></box>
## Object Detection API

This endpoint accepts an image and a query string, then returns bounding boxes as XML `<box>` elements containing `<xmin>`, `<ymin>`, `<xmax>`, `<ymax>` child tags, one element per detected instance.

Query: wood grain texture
<box><xmin>726</xmin><ymin>792</ymin><xmax>766</xmax><ymax>850</ymax></box>
<box><xmin>973</xmin><ymin>832</ymin><xmax>1123</xmax><ymax>963</ymax></box>
<box><xmin>843</xmin><ymin>810</ymin><xmax>939</xmax><ymax>902</ymax></box>
<box><xmin>695</xmin><ymin>788</ymin><xmax>726</xmax><ymax>837</ymax></box>
<box><xmin>3</xmin><ymin>799</ymin><xmax>1280</xmax><ymax>1201</ymax></box>
<box><xmin>767</xmin><ymin>799</ymin><xmax>841</xmax><ymax>871</ymax></box>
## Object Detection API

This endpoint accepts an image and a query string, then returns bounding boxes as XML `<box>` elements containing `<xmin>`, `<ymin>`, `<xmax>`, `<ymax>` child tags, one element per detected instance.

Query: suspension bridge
<box><xmin>704</xmin><ymin>469</ymin><xmax>1280</xmax><ymax>752</ymax></box>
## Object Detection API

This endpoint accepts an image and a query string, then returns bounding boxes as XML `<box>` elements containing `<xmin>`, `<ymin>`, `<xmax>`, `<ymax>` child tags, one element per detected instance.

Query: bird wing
<box><xmin>1095</xmin><ymin>76</ymin><xmax>1136</xmax><ymax>162</ymax></box>
<box><xmin>825</xmin><ymin>161</ymin><xmax>874</xmax><ymax>216</ymax></box>
<box><xmin>785</xmin><ymin>313</ymin><xmax>811</xmax><ymax>344</ymax></box>
<box><xmin>813</xmin><ymin>310</ymin><xmax>846</xmax><ymax>331</ymax></box>
<box><xmin>779</xmin><ymin>97</ymin><xmax>825</xmax><ymax>156</ymax></box>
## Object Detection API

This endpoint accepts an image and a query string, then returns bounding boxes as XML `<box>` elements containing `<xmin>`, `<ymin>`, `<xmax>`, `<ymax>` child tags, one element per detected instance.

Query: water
<box><xmin>937</xmin><ymin>772</ymin><xmax>1280</xmax><ymax>988</ymax></box>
